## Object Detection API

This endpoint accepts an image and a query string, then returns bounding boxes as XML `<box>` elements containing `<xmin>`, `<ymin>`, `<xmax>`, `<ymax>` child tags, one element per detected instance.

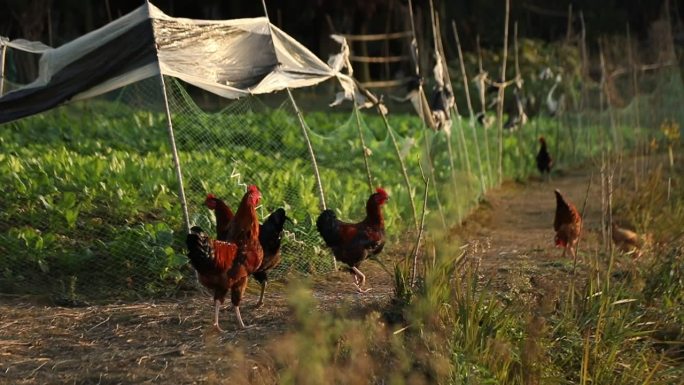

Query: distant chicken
<box><xmin>554</xmin><ymin>189</ymin><xmax>582</xmax><ymax>258</ymax></box>
<box><xmin>316</xmin><ymin>188</ymin><xmax>389</xmax><ymax>292</ymax></box>
<box><xmin>186</xmin><ymin>185</ymin><xmax>263</xmax><ymax>330</ymax></box>
<box><xmin>536</xmin><ymin>137</ymin><xmax>553</xmax><ymax>180</ymax></box>
<box><xmin>611</xmin><ymin>223</ymin><xmax>643</xmax><ymax>256</ymax></box>
<box><xmin>206</xmin><ymin>194</ymin><xmax>289</xmax><ymax>307</ymax></box>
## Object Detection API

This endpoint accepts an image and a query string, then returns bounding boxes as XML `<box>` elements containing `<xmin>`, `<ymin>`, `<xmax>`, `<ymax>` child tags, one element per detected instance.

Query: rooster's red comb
<box><xmin>375</xmin><ymin>187</ymin><xmax>388</xmax><ymax>197</ymax></box>
<box><xmin>206</xmin><ymin>193</ymin><xmax>216</xmax><ymax>200</ymax></box>
<box><xmin>247</xmin><ymin>185</ymin><xmax>260</xmax><ymax>193</ymax></box>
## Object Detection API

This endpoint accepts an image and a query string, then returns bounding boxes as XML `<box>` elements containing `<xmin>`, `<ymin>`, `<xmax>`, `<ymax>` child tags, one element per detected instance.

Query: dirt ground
<box><xmin>0</xmin><ymin>168</ymin><xmax>601</xmax><ymax>384</ymax></box>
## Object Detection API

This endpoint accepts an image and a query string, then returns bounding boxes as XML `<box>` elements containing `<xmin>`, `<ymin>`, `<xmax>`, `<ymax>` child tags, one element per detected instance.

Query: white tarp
<box><xmin>0</xmin><ymin>2</ymin><xmax>353</xmax><ymax>123</ymax></box>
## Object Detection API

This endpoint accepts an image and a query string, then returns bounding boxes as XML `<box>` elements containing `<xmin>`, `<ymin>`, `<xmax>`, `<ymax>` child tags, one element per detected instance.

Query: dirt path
<box><xmin>0</xmin><ymin>168</ymin><xmax>602</xmax><ymax>384</ymax></box>
<box><xmin>457</xmin><ymin>168</ymin><xmax>602</xmax><ymax>308</ymax></box>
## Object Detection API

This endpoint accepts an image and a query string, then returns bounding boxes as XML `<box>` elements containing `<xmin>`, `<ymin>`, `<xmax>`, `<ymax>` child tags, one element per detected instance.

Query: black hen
<box><xmin>536</xmin><ymin>136</ymin><xmax>553</xmax><ymax>180</ymax></box>
<box><xmin>253</xmin><ymin>208</ymin><xmax>290</xmax><ymax>307</ymax></box>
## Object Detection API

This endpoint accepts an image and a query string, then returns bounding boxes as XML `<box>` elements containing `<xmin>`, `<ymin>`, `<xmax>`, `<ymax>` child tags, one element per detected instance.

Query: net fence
<box><xmin>0</xmin><ymin>30</ymin><xmax>682</xmax><ymax>301</ymax></box>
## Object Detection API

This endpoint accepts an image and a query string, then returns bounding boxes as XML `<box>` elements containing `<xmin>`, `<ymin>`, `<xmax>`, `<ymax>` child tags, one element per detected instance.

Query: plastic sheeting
<box><xmin>0</xmin><ymin>2</ymin><xmax>353</xmax><ymax>124</ymax></box>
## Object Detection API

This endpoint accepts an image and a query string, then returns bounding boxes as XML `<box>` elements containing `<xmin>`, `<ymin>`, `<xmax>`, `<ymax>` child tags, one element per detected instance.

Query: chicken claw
<box><xmin>352</xmin><ymin>267</ymin><xmax>371</xmax><ymax>293</ymax></box>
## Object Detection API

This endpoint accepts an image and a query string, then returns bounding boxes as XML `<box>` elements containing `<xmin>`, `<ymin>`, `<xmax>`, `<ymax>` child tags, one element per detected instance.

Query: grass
<box><xmin>204</xmin><ymin>148</ymin><xmax>683</xmax><ymax>385</ymax></box>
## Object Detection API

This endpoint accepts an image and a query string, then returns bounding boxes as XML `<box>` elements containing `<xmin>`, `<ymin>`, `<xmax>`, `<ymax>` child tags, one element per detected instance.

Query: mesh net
<box><xmin>0</xmin><ymin>32</ymin><xmax>682</xmax><ymax>300</ymax></box>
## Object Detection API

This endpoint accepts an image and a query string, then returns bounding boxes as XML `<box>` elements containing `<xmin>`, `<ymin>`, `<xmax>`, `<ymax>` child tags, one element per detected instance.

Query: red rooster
<box><xmin>186</xmin><ymin>185</ymin><xmax>263</xmax><ymax>330</ymax></box>
<box><xmin>206</xmin><ymin>195</ymin><xmax>289</xmax><ymax>308</ymax></box>
<box><xmin>316</xmin><ymin>188</ymin><xmax>389</xmax><ymax>292</ymax></box>
<box><xmin>554</xmin><ymin>189</ymin><xmax>582</xmax><ymax>259</ymax></box>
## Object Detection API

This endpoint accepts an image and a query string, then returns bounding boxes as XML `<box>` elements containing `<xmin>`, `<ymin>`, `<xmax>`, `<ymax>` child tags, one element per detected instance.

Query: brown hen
<box><xmin>611</xmin><ymin>223</ymin><xmax>644</xmax><ymax>257</ymax></box>
<box><xmin>554</xmin><ymin>189</ymin><xmax>582</xmax><ymax>258</ymax></box>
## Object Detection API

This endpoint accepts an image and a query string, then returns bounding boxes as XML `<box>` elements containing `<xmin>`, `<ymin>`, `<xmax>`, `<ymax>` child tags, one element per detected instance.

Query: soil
<box><xmin>0</xmin><ymin>168</ymin><xmax>602</xmax><ymax>384</ymax></box>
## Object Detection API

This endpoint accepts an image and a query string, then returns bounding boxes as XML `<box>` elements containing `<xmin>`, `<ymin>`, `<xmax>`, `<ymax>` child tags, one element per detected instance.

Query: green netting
<box><xmin>0</xmin><ymin>45</ymin><xmax>682</xmax><ymax>300</ymax></box>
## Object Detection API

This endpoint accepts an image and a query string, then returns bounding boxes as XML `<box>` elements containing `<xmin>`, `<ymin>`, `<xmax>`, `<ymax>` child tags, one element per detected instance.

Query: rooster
<box><xmin>205</xmin><ymin>193</ymin><xmax>233</xmax><ymax>240</ymax></box>
<box><xmin>536</xmin><ymin>137</ymin><xmax>553</xmax><ymax>180</ymax></box>
<box><xmin>206</xmin><ymin>194</ymin><xmax>289</xmax><ymax>307</ymax></box>
<box><xmin>554</xmin><ymin>189</ymin><xmax>582</xmax><ymax>259</ymax></box>
<box><xmin>186</xmin><ymin>185</ymin><xmax>263</xmax><ymax>330</ymax></box>
<box><xmin>316</xmin><ymin>188</ymin><xmax>389</xmax><ymax>292</ymax></box>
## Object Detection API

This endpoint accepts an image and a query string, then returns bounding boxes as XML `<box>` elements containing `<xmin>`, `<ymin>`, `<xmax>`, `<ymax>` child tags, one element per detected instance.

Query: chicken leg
<box><xmin>213</xmin><ymin>299</ymin><xmax>224</xmax><ymax>332</ymax></box>
<box><xmin>351</xmin><ymin>266</ymin><xmax>371</xmax><ymax>293</ymax></box>
<box><xmin>235</xmin><ymin>306</ymin><xmax>247</xmax><ymax>329</ymax></box>
<box><xmin>255</xmin><ymin>281</ymin><xmax>267</xmax><ymax>309</ymax></box>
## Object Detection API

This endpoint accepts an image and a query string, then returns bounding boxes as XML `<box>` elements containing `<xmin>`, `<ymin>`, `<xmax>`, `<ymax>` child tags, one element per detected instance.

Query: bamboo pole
<box><xmin>287</xmin><ymin>89</ymin><xmax>327</xmax><ymax>211</ymax></box>
<box><xmin>476</xmin><ymin>35</ymin><xmax>494</xmax><ymax>188</ymax></box>
<box><xmin>495</xmin><ymin>0</ymin><xmax>511</xmax><ymax>184</ymax></box>
<box><xmin>599</xmin><ymin>38</ymin><xmax>618</xmax><ymax>152</ymax></box>
<box><xmin>626</xmin><ymin>23</ymin><xmax>641</xmax><ymax>192</ymax></box>
<box><xmin>158</xmin><ymin>78</ymin><xmax>191</xmax><ymax>234</ymax></box>
<box><xmin>259</xmin><ymin>0</ymin><xmax>339</xmax><ymax>268</ymax></box>
<box><xmin>512</xmin><ymin>21</ymin><xmax>526</xmax><ymax>179</ymax></box>
<box><xmin>287</xmin><ymin>88</ymin><xmax>338</xmax><ymax>270</ymax></box>
<box><xmin>410</xmin><ymin>165</ymin><xmax>430</xmax><ymax>287</ymax></box>
<box><xmin>409</xmin><ymin>0</ymin><xmax>448</xmax><ymax>230</ymax></box>
<box><xmin>146</xmin><ymin>0</ymin><xmax>195</xmax><ymax>289</ymax></box>
<box><xmin>429</xmin><ymin>4</ymin><xmax>458</xmax><ymax>184</ymax></box>
<box><xmin>358</xmin><ymin>85</ymin><xmax>420</xmax><ymax>230</ymax></box>
<box><xmin>379</xmin><ymin>107</ymin><xmax>420</xmax><ymax>231</ymax></box>
<box><xmin>145</xmin><ymin>0</ymin><xmax>191</xmax><ymax>235</ymax></box>
<box><xmin>565</xmin><ymin>3</ymin><xmax>573</xmax><ymax>43</ymax></box>
<box><xmin>451</xmin><ymin>21</ymin><xmax>475</xmax><ymax>179</ymax></box>
<box><xmin>600</xmin><ymin>152</ymin><xmax>607</xmax><ymax>250</ymax></box>
<box><xmin>579</xmin><ymin>11</ymin><xmax>589</xmax><ymax>159</ymax></box>
<box><xmin>352</xmin><ymin>95</ymin><xmax>374</xmax><ymax>193</ymax></box>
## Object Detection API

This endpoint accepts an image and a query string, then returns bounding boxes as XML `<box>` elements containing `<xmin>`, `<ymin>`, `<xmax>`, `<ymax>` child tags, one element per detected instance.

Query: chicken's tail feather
<box><xmin>186</xmin><ymin>226</ymin><xmax>237</xmax><ymax>274</ymax></box>
<box><xmin>316</xmin><ymin>209</ymin><xmax>341</xmax><ymax>247</ymax></box>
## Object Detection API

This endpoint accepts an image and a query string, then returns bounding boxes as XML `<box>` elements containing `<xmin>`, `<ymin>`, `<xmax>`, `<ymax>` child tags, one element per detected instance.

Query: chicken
<box><xmin>611</xmin><ymin>223</ymin><xmax>643</xmax><ymax>256</ymax></box>
<box><xmin>254</xmin><ymin>208</ymin><xmax>290</xmax><ymax>307</ymax></box>
<box><xmin>205</xmin><ymin>193</ymin><xmax>234</xmax><ymax>240</ymax></box>
<box><xmin>206</xmin><ymin>194</ymin><xmax>289</xmax><ymax>308</ymax></box>
<box><xmin>186</xmin><ymin>185</ymin><xmax>263</xmax><ymax>330</ymax></box>
<box><xmin>536</xmin><ymin>137</ymin><xmax>553</xmax><ymax>180</ymax></box>
<box><xmin>316</xmin><ymin>188</ymin><xmax>389</xmax><ymax>292</ymax></box>
<box><xmin>554</xmin><ymin>189</ymin><xmax>582</xmax><ymax>259</ymax></box>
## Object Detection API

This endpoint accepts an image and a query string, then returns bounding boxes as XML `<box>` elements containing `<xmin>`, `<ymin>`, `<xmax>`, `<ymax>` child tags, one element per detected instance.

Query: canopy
<box><xmin>0</xmin><ymin>2</ymin><xmax>351</xmax><ymax>124</ymax></box>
